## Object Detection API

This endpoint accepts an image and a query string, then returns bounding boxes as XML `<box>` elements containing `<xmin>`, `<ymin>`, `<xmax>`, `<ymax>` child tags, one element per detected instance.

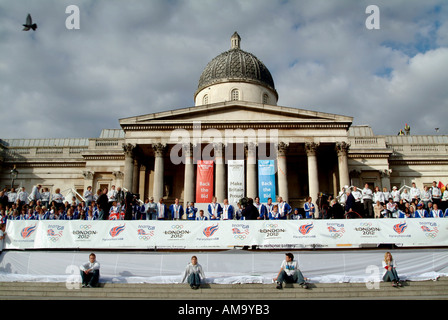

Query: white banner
<box><xmin>227</xmin><ymin>160</ymin><xmax>245</xmax><ymax>206</ymax></box>
<box><xmin>4</xmin><ymin>219</ymin><xmax>448</xmax><ymax>250</ymax></box>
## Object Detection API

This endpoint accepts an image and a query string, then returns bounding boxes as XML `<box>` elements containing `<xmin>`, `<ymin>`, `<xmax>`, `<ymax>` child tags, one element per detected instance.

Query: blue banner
<box><xmin>258</xmin><ymin>160</ymin><xmax>276</xmax><ymax>203</ymax></box>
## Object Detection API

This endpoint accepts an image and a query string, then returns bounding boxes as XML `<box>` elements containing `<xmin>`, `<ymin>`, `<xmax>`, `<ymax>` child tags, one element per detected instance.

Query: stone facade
<box><xmin>1</xmin><ymin>33</ymin><xmax>447</xmax><ymax>210</ymax></box>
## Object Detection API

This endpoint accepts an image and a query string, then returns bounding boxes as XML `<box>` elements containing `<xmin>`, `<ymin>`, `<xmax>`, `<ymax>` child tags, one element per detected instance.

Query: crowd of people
<box><xmin>0</xmin><ymin>185</ymin><xmax>153</xmax><ymax>222</ymax></box>
<box><xmin>1</xmin><ymin>181</ymin><xmax>448</xmax><ymax>223</ymax></box>
<box><xmin>331</xmin><ymin>181</ymin><xmax>448</xmax><ymax>219</ymax></box>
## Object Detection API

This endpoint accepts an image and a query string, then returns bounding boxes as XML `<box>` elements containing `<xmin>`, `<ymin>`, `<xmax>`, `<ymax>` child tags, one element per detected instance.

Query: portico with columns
<box><xmin>119</xmin><ymin>100</ymin><xmax>353</xmax><ymax>209</ymax></box>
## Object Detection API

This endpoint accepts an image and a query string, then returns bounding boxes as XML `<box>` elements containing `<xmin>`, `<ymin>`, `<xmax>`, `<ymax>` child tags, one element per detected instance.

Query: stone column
<box><xmin>245</xmin><ymin>142</ymin><xmax>257</xmax><ymax>199</ymax></box>
<box><xmin>214</xmin><ymin>142</ymin><xmax>226</xmax><ymax>202</ymax></box>
<box><xmin>183</xmin><ymin>143</ymin><xmax>195</xmax><ymax>209</ymax></box>
<box><xmin>139</xmin><ymin>164</ymin><xmax>146</xmax><ymax>199</ymax></box>
<box><xmin>112</xmin><ymin>171</ymin><xmax>124</xmax><ymax>188</ymax></box>
<box><xmin>380</xmin><ymin>169</ymin><xmax>392</xmax><ymax>191</ymax></box>
<box><xmin>305</xmin><ymin>142</ymin><xmax>320</xmax><ymax>201</ymax></box>
<box><xmin>349</xmin><ymin>170</ymin><xmax>361</xmax><ymax>188</ymax></box>
<box><xmin>152</xmin><ymin>143</ymin><xmax>166</xmax><ymax>202</ymax></box>
<box><xmin>123</xmin><ymin>143</ymin><xmax>135</xmax><ymax>192</ymax></box>
<box><xmin>82</xmin><ymin>171</ymin><xmax>94</xmax><ymax>192</ymax></box>
<box><xmin>335</xmin><ymin>142</ymin><xmax>350</xmax><ymax>191</ymax></box>
<box><xmin>277</xmin><ymin>142</ymin><xmax>289</xmax><ymax>202</ymax></box>
<box><xmin>132</xmin><ymin>159</ymin><xmax>139</xmax><ymax>194</ymax></box>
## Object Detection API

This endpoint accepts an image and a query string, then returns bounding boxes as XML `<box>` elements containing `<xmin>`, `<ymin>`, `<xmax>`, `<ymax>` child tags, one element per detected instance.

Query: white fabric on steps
<box><xmin>0</xmin><ymin>248</ymin><xmax>447</xmax><ymax>284</ymax></box>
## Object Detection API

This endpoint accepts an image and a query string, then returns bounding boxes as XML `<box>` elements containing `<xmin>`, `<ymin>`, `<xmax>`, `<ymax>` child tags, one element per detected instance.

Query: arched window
<box><xmin>203</xmin><ymin>94</ymin><xmax>209</xmax><ymax>105</ymax></box>
<box><xmin>231</xmin><ymin>89</ymin><xmax>239</xmax><ymax>101</ymax></box>
<box><xmin>263</xmin><ymin>93</ymin><xmax>269</xmax><ymax>104</ymax></box>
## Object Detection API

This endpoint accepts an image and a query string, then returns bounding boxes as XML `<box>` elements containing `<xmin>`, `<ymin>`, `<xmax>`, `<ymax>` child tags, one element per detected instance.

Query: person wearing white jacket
<box><xmin>362</xmin><ymin>184</ymin><xmax>373</xmax><ymax>218</ymax></box>
<box><xmin>410</xmin><ymin>182</ymin><xmax>421</xmax><ymax>201</ymax></box>
<box><xmin>181</xmin><ymin>256</ymin><xmax>206</xmax><ymax>290</ymax></box>
<box><xmin>80</xmin><ymin>253</ymin><xmax>100</xmax><ymax>288</ymax></box>
<box><xmin>373</xmin><ymin>186</ymin><xmax>385</xmax><ymax>205</ymax></box>
<box><xmin>400</xmin><ymin>189</ymin><xmax>411</xmax><ymax>203</ymax></box>
<box><xmin>391</xmin><ymin>186</ymin><xmax>400</xmax><ymax>203</ymax></box>
<box><xmin>382</xmin><ymin>252</ymin><xmax>401</xmax><ymax>287</ymax></box>
<box><xmin>421</xmin><ymin>186</ymin><xmax>432</xmax><ymax>209</ymax></box>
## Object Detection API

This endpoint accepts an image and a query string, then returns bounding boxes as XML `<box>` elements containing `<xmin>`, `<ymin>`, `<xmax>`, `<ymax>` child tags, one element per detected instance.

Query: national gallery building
<box><xmin>1</xmin><ymin>33</ymin><xmax>447</xmax><ymax>210</ymax></box>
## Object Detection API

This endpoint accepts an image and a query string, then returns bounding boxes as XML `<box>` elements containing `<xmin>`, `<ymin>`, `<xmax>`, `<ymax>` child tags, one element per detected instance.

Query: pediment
<box><xmin>120</xmin><ymin>101</ymin><xmax>352</xmax><ymax>126</ymax></box>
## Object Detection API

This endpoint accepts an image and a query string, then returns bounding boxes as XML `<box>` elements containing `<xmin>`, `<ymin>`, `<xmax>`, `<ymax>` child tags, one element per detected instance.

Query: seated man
<box><xmin>430</xmin><ymin>203</ymin><xmax>444</xmax><ymax>218</ymax></box>
<box><xmin>274</xmin><ymin>253</ymin><xmax>308</xmax><ymax>289</ymax></box>
<box><xmin>195</xmin><ymin>210</ymin><xmax>208</xmax><ymax>221</ymax></box>
<box><xmin>268</xmin><ymin>204</ymin><xmax>280</xmax><ymax>220</ymax></box>
<box><xmin>181</xmin><ymin>255</ymin><xmax>206</xmax><ymax>290</ymax></box>
<box><xmin>80</xmin><ymin>253</ymin><xmax>100</xmax><ymax>288</ymax></box>
<box><xmin>414</xmin><ymin>203</ymin><xmax>429</xmax><ymax>218</ymax></box>
<box><xmin>386</xmin><ymin>198</ymin><xmax>398</xmax><ymax>218</ymax></box>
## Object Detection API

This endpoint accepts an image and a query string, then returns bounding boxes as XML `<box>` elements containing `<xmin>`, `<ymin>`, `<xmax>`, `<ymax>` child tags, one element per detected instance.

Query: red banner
<box><xmin>196</xmin><ymin>160</ymin><xmax>214</xmax><ymax>203</ymax></box>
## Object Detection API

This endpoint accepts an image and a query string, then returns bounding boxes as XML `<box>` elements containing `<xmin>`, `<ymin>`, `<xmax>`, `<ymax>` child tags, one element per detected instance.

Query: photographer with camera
<box><xmin>124</xmin><ymin>191</ymin><xmax>138</xmax><ymax>220</ymax></box>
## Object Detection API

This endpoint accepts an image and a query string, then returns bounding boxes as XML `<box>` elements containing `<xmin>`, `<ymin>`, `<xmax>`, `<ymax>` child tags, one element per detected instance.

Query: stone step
<box><xmin>3</xmin><ymin>276</ymin><xmax>447</xmax><ymax>288</ymax></box>
<box><xmin>0</xmin><ymin>282</ymin><xmax>445</xmax><ymax>292</ymax></box>
<box><xmin>0</xmin><ymin>278</ymin><xmax>447</xmax><ymax>300</ymax></box>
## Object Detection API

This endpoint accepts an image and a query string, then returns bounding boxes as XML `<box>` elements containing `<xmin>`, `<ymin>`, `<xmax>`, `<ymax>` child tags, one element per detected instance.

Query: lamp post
<box><xmin>10</xmin><ymin>165</ymin><xmax>18</xmax><ymax>189</ymax></box>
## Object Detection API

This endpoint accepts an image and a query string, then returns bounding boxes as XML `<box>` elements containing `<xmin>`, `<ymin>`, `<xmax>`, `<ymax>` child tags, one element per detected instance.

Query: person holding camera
<box><xmin>124</xmin><ymin>192</ymin><xmax>137</xmax><ymax>220</ymax></box>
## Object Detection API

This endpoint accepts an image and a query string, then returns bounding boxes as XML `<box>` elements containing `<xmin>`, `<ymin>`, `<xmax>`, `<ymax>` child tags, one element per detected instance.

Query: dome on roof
<box><xmin>195</xmin><ymin>32</ymin><xmax>277</xmax><ymax>102</ymax></box>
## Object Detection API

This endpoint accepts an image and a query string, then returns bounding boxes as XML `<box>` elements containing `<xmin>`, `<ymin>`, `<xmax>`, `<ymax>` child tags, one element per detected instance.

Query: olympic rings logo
<box><xmin>359</xmin><ymin>222</ymin><xmax>372</xmax><ymax>227</ymax></box>
<box><xmin>171</xmin><ymin>225</ymin><xmax>184</xmax><ymax>230</ymax></box>
<box><xmin>424</xmin><ymin>233</ymin><xmax>438</xmax><ymax>238</ymax></box>
<box><xmin>234</xmin><ymin>235</ymin><xmax>247</xmax><ymax>240</ymax></box>
<box><xmin>48</xmin><ymin>237</ymin><xmax>60</xmax><ymax>242</ymax></box>
<box><xmin>138</xmin><ymin>236</ymin><xmax>153</xmax><ymax>241</ymax></box>
<box><xmin>79</xmin><ymin>225</ymin><xmax>92</xmax><ymax>230</ymax></box>
<box><xmin>265</xmin><ymin>224</ymin><xmax>278</xmax><ymax>228</ymax></box>
<box><xmin>329</xmin><ymin>233</ymin><xmax>344</xmax><ymax>239</ymax></box>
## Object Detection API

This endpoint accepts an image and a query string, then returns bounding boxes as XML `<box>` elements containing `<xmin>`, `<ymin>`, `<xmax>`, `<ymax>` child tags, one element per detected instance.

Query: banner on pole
<box><xmin>258</xmin><ymin>160</ymin><xmax>276</xmax><ymax>203</ymax></box>
<box><xmin>227</xmin><ymin>160</ymin><xmax>245</xmax><ymax>206</ymax></box>
<box><xmin>196</xmin><ymin>160</ymin><xmax>214</xmax><ymax>203</ymax></box>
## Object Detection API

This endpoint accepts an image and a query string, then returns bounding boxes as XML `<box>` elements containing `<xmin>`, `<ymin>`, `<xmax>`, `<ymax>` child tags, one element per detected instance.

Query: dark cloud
<box><xmin>0</xmin><ymin>0</ymin><xmax>447</xmax><ymax>139</ymax></box>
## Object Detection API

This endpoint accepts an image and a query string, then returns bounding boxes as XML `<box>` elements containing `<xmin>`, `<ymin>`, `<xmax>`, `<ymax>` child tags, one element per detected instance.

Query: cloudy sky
<box><xmin>1</xmin><ymin>0</ymin><xmax>447</xmax><ymax>139</ymax></box>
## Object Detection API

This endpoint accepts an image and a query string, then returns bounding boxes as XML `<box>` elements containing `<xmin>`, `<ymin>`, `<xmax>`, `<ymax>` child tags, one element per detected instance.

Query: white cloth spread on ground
<box><xmin>0</xmin><ymin>249</ymin><xmax>447</xmax><ymax>284</ymax></box>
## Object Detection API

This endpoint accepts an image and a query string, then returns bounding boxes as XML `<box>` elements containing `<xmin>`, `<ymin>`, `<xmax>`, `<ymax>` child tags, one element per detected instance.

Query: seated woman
<box><xmin>382</xmin><ymin>251</ymin><xmax>402</xmax><ymax>287</ymax></box>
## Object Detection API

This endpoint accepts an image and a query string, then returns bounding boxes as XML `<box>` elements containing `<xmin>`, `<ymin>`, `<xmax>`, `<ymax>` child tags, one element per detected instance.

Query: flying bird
<box><xmin>23</xmin><ymin>14</ymin><xmax>37</xmax><ymax>31</ymax></box>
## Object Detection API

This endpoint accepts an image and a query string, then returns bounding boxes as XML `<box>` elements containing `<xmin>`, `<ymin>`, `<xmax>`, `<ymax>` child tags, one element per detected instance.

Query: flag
<box><xmin>438</xmin><ymin>181</ymin><xmax>445</xmax><ymax>193</ymax></box>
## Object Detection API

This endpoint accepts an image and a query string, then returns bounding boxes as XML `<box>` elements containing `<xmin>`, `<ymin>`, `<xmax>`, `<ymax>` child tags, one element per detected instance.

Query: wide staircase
<box><xmin>1</xmin><ymin>277</ymin><xmax>447</xmax><ymax>299</ymax></box>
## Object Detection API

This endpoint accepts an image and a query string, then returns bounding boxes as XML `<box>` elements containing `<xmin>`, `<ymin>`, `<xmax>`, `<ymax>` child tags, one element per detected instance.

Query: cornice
<box><xmin>121</xmin><ymin>122</ymin><xmax>351</xmax><ymax>131</ymax></box>
<box><xmin>8</xmin><ymin>162</ymin><xmax>86</xmax><ymax>168</ymax></box>
<box><xmin>389</xmin><ymin>159</ymin><xmax>448</xmax><ymax>166</ymax></box>
<box><xmin>83</xmin><ymin>155</ymin><xmax>125</xmax><ymax>161</ymax></box>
